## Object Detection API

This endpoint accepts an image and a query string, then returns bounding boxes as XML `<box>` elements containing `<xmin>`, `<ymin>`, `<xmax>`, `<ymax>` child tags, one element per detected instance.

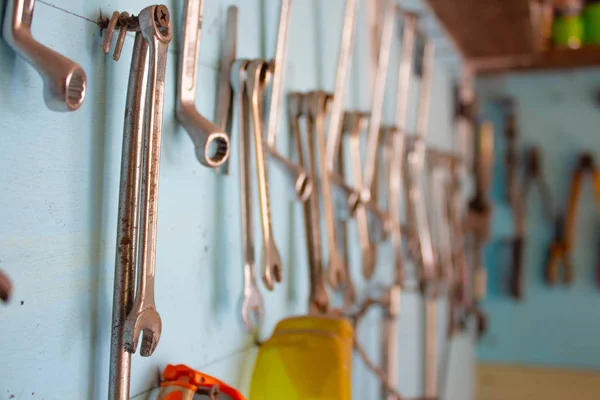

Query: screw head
<box><xmin>154</xmin><ymin>5</ymin><xmax>170</xmax><ymax>28</ymax></box>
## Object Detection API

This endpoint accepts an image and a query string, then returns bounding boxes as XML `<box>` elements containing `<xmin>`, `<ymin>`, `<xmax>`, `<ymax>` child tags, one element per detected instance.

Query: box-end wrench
<box><xmin>232</xmin><ymin>59</ymin><xmax>265</xmax><ymax>332</ymax></box>
<box><xmin>177</xmin><ymin>0</ymin><xmax>233</xmax><ymax>169</ymax></box>
<box><xmin>304</xmin><ymin>91</ymin><xmax>332</xmax><ymax>312</ymax></box>
<box><xmin>122</xmin><ymin>5</ymin><xmax>172</xmax><ymax>357</ymax></box>
<box><xmin>343</xmin><ymin>111</ymin><xmax>378</xmax><ymax>280</ymax></box>
<box><xmin>319</xmin><ymin>0</ymin><xmax>358</xmax><ymax>294</ymax></box>
<box><xmin>246</xmin><ymin>60</ymin><xmax>283</xmax><ymax>291</ymax></box>
<box><xmin>3</xmin><ymin>0</ymin><xmax>87</xmax><ymax>111</ymax></box>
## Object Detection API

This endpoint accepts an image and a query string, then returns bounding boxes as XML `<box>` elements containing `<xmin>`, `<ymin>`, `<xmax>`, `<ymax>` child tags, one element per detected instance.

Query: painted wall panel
<box><xmin>0</xmin><ymin>0</ymin><xmax>472</xmax><ymax>399</ymax></box>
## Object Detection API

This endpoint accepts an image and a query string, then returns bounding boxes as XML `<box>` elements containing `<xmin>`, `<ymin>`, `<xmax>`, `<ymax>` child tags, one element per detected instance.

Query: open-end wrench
<box><xmin>122</xmin><ymin>5</ymin><xmax>172</xmax><ymax>357</ymax></box>
<box><xmin>303</xmin><ymin>91</ymin><xmax>331</xmax><ymax>312</ymax></box>
<box><xmin>343</xmin><ymin>111</ymin><xmax>379</xmax><ymax>280</ymax></box>
<box><xmin>318</xmin><ymin>0</ymin><xmax>358</xmax><ymax>293</ymax></box>
<box><xmin>246</xmin><ymin>60</ymin><xmax>283</xmax><ymax>291</ymax></box>
<box><xmin>177</xmin><ymin>0</ymin><xmax>233</xmax><ymax>169</ymax></box>
<box><xmin>232</xmin><ymin>59</ymin><xmax>265</xmax><ymax>332</ymax></box>
<box><xmin>3</xmin><ymin>0</ymin><xmax>87</xmax><ymax>111</ymax></box>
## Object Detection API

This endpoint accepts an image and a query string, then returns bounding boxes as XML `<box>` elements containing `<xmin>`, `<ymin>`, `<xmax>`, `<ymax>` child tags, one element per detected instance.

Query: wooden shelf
<box><xmin>470</xmin><ymin>46</ymin><xmax>600</xmax><ymax>75</ymax></box>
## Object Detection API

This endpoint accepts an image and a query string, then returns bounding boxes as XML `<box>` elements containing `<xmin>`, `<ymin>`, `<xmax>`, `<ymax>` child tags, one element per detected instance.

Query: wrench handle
<box><xmin>509</xmin><ymin>237</ymin><xmax>525</xmax><ymax>299</ymax></box>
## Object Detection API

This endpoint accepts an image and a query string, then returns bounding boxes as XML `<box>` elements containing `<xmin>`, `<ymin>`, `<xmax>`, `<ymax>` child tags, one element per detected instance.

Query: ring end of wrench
<box><xmin>195</xmin><ymin>132</ymin><xmax>231</xmax><ymax>168</ymax></box>
<box><xmin>294</xmin><ymin>173</ymin><xmax>313</xmax><ymax>203</ymax></box>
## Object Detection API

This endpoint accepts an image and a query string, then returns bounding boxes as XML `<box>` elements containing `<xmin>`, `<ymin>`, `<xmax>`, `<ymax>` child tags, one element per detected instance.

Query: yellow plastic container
<box><xmin>249</xmin><ymin>315</ymin><xmax>354</xmax><ymax>400</ymax></box>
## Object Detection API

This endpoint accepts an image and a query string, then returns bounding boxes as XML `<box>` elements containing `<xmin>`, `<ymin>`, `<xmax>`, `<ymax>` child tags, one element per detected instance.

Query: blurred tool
<box><xmin>0</xmin><ymin>270</ymin><xmax>12</xmax><ymax>303</ymax></box>
<box><xmin>546</xmin><ymin>153</ymin><xmax>600</xmax><ymax>285</ymax></box>
<box><xmin>3</xmin><ymin>0</ymin><xmax>87</xmax><ymax>111</ymax></box>
<box><xmin>177</xmin><ymin>0</ymin><xmax>231</xmax><ymax>169</ymax></box>
<box><xmin>104</xmin><ymin>6</ymin><xmax>172</xmax><ymax>400</ymax></box>
<box><xmin>467</xmin><ymin>120</ymin><xmax>494</xmax><ymax>338</ymax></box>
<box><xmin>521</xmin><ymin>147</ymin><xmax>553</xmax><ymax>220</ymax></box>
<box><xmin>402</xmin><ymin>27</ymin><xmax>437</xmax><ymax>399</ymax></box>
<box><xmin>156</xmin><ymin>364</ymin><xmax>245</xmax><ymax>400</ymax></box>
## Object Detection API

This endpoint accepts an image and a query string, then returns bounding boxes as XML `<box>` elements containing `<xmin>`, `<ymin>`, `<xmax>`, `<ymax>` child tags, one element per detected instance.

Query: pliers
<box><xmin>546</xmin><ymin>153</ymin><xmax>600</xmax><ymax>285</ymax></box>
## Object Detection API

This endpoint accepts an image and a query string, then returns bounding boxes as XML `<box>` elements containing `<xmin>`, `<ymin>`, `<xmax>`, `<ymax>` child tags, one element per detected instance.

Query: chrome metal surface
<box><xmin>3</xmin><ymin>0</ymin><xmax>87</xmax><ymax>111</ymax></box>
<box><xmin>177</xmin><ymin>0</ymin><xmax>232</xmax><ymax>169</ymax></box>
<box><xmin>122</xmin><ymin>5</ymin><xmax>172</xmax><ymax>358</ymax></box>
<box><xmin>232</xmin><ymin>60</ymin><xmax>265</xmax><ymax>332</ymax></box>
<box><xmin>246</xmin><ymin>60</ymin><xmax>283</xmax><ymax>291</ymax></box>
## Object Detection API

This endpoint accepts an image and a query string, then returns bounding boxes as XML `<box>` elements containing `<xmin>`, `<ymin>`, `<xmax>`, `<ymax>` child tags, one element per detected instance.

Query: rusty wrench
<box><xmin>108</xmin><ymin>5</ymin><xmax>172</xmax><ymax>400</ymax></box>
<box><xmin>121</xmin><ymin>5</ymin><xmax>172</xmax><ymax>357</ymax></box>
<box><xmin>177</xmin><ymin>0</ymin><xmax>233</xmax><ymax>169</ymax></box>
<box><xmin>3</xmin><ymin>0</ymin><xmax>87</xmax><ymax>111</ymax></box>
<box><xmin>232</xmin><ymin>59</ymin><xmax>265</xmax><ymax>332</ymax></box>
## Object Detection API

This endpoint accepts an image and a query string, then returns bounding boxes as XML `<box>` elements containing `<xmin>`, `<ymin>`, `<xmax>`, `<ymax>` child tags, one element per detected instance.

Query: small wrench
<box><xmin>122</xmin><ymin>5</ymin><xmax>172</xmax><ymax>357</ymax></box>
<box><xmin>177</xmin><ymin>0</ymin><xmax>232</xmax><ymax>169</ymax></box>
<box><xmin>304</xmin><ymin>91</ymin><xmax>332</xmax><ymax>312</ymax></box>
<box><xmin>3</xmin><ymin>0</ymin><xmax>87</xmax><ymax>111</ymax></box>
<box><xmin>344</xmin><ymin>111</ymin><xmax>378</xmax><ymax>280</ymax></box>
<box><xmin>246</xmin><ymin>60</ymin><xmax>283</xmax><ymax>291</ymax></box>
<box><xmin>232</xmin><ymin>59</ymin><xmax>265</xmax><ymax>332</ymax></box>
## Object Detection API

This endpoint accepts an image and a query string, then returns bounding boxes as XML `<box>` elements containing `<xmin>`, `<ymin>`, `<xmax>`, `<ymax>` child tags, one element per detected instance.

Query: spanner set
<box><xmin>1</xmin><ymin>1</ymin><xmax>492</xmax><ymax>399</ymax></box>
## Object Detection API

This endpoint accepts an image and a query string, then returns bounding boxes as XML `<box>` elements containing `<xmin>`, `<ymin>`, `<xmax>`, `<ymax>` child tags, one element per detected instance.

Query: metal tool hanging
<box><xmin>177</xmin><ymin>0</ymin><xmax>232</xmax><ymax>169</ymax></box>
<box><xmin>3</xmin><ymin>0</ymin><xmax>87</xmax><ymax>111</ymax></box>
<box><xmin>546</xmin><ymin>153</ymin><xmax>600</xmax><ymax>285</ymax></box>
<box><xmin>401</xmin><ymin>28</ymin><xmax>437</xmax><ymax>399</ymax></box>
<box><xmin>103</xmin><ymin>6</ymin><xmax>173</xmax><ymax>400</ymax></box>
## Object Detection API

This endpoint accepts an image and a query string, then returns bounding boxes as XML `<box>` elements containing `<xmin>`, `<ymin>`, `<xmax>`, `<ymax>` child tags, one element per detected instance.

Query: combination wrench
<box><xmin>232</xmin><ymin>60</ymin><xmax>265</xmax><ymax>332</ymax></box>
<box><xmin>177</xmin><ymin>0</ymin><xmax>233</xmax><ymax>169</ymax></box>
<box><xmin>107</xmin><ymin>5</ymin><xmax>172</xmax><ymax>400</ymax></box>
<box><xmin>246</xmin><ymin>60</ymin><xmax>283</xmax><ymax>291</ymax></box>
<box><xmin>3</xmin><ymin>0</ymin><xmax>87</xmax><ymax>111</ymax></box>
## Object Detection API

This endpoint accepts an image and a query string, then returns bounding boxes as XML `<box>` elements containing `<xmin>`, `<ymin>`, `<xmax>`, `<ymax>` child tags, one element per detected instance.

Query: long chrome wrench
<box><xmin>246</xmin><ymin>60</ymin><xmax>282</xmax><ymax>291</ymax></box>
<box><xmin>232</xmin><ymin>60</ymin><xmax>265</xmax><ymax>332</ymax></box>
<box><xmin>318</xmin><ymin>0</ymin><xmax>358</xmax><ymax>292</ymax></box>
<box><xmin>304</xmin><ymin>92</ymin><xmax>331</xmax><ymax>312</ymax></box>
<box><xmin>265</xmin><ymin>0</ymin><xmax>313</xmax><ymax>203</ymax></box>
<box><xmin>122</xmin><ymin>6</ymin><xmax>172</xmax><ymax>357</ymax></box>
<box><xmin>109</xmin><ymin>5</ymin><xmax>172</xmax><ymax>400</ymax></box>
<box><xmin>3</xmin><ymin>0</ymin><xmax>87</xmax><ymax>111</ymax></box>
<box><xmin>177</xmin><ymin>0</ymin><xmax>232</xmax><ymax>169</ymax></box>
<box><xmin>404</xmin><ymin>33</ymin><xmax>437</xmax><ymax>399</ymax></box>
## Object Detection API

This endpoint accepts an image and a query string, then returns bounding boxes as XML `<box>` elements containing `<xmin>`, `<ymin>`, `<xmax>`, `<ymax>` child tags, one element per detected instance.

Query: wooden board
<box><xmin>477</xmin><ymin>363</ymin><xmax>600</xmax><ymax>400</ymax></box>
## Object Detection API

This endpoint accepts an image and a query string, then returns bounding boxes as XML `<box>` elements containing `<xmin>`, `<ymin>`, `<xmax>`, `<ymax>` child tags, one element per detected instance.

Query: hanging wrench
<box><xmin>232</xmin><ymin>59</ymin><xmax>265</xmax><ymax>332</ymax></box>
<box><xmin>177</xmin><ymin>0</ymin><xmax>233</xmax><ymax>169</ymax></box>
<box><xmin>122</xmin><ymin>5</ymin><xmax>172</xmax><ymax>357</ymax></box>
<box><xmin>246</xmin><ymin>60</ymin><xmax>283</xmax><ymax>291</ymax></box>
<box><xmin>304</xmin><ymin>91</ymin><xmax>332</xmax><ymax>312</ymax></box>
<box><xmin>3</xmin><ymin>0</ymin><xmax>87</xmax><ymax>111</ymax></box>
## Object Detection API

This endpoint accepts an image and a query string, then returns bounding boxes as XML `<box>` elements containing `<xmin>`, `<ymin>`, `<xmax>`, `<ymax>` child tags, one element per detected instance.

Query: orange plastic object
<box><xmin>158</xmin><ymin>364</ymin><xmax>245</xmax><ymax>400</ymax></box>
<box><xmin>249</xmin><ymin>315</ymin><xmax>354</xmax><ymax>400</ymax></box>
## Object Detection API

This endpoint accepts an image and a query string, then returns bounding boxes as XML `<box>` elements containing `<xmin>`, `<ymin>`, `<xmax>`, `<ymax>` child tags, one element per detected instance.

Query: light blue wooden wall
<box><xmin>478</xmin><ymin>69</ymin><xmax>600</xmax><ymax>368</ymax></box>
<box><xmin>0</xmin><ymin>0</ymin><xmax>474</xmax><ymax>399</ymax></box>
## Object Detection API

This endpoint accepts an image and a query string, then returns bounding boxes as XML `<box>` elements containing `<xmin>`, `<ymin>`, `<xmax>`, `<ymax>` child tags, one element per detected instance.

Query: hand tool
<box><xmin>503</xmin><ymin>100</ymin><xmax>518</xmax><ymax>205</ymax></box>
<box><xmin>3</xmin><ymin>0</ymin><xmax>87</xmax><ymax>111</ymax></box>
<box><xmin>246</xmin><ymin>60</ymin><xmax>283</xmax><ymax>291</ymax></box>
<box><xmin>521</xmin><ymin>147</ymin><xmax>553</xmax><ymax>220</ymax></box>
<box><xmin>402</xmin><ymin>29</ymin><xmax>437</xmax><ymax>399</ymax></box>
<box><xmin>156</xmin><ymin>364</ymin><xmax>245</xmax><ymax>400</ymax></box>
<box><xmin>264</xmin><ymin>0</ymin><xmax>313</xmax><ymax>203</ymax></box>
<box><xmin>106</xmin><ymin>6</ymin><xmax>172</xmax><ymax>400</ymax></box>
<box><xmin>232</xmin><ymin>59</ymin><xmax>265</xmax><ymax>332</ymax></box>
<box><xmin>304</xmin><ymin>91</ymin><xmax>332</xmax><ymax>312</ymax></box>
<box><xmin>465</xmin><ymin>120</ymin><xmax>494</xmax><ymax>339</ymax></box>
<box><xmin>317</xmin><ymin>0</ymin><xmax>358</xmax><ymax>295</ymax></box>
<box><xmin>177</xmin><ymin>0</ymin><xmax>232</xmax><ymax>169</ymax></box>
<box><xmin>0</xmin><ymin>269</ymin><xmax>12</xmax><ymax>303</ymax></box>
<box><xmin>546</xmin><ymin>153</ymin><xmax>600</xmax><ymax>285</ymax></box>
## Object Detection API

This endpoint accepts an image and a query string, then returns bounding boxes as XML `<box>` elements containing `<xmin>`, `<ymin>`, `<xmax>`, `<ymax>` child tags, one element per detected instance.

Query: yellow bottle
<box><xmin>250</xmin><ymin>315</ymin><xmax>354</xmax><ymax>400</ymax></box>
